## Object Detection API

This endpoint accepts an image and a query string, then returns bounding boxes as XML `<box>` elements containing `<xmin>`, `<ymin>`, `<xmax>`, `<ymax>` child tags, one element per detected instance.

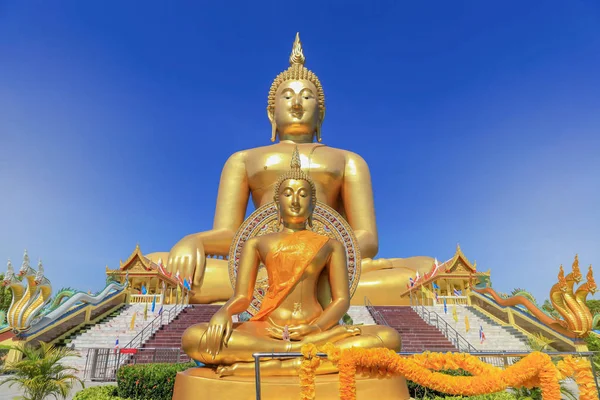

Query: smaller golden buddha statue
<box><xmin>181</xmin><ymin>147</ymin><xmax>401</xmax><ymax>376</ymax></box>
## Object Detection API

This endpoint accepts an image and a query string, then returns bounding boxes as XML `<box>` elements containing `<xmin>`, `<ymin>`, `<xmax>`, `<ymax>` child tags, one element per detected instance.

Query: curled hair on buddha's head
<box><xmin>268</xmin><ymin>32</ymin><xmax>326</xmax><ymax>143</ymax></box>
<box><xmin>273</xmin><ymin>146</ymin><xmax>317</xmax><ymax>226</ymax></box>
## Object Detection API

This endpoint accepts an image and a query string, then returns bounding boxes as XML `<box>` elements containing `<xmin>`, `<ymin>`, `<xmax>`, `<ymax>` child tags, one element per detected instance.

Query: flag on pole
<box><xmin>465</xmin><ymin>315</ymin><xmax>470</xmax><ymax>332</ymax></box>
<box><xmin>453</xmin><ymin>288</ymin><xmax>462</xmax><ymax>296</ymax></box>
<box><xmin>151</xmin><ymin>295</ymin><xmax>156</xmax><ymax>313</ymax></box>
<box><xmin>144</xmin><ymin>302</ymin><xmax>148</xmax><ymax>321</ymax></box>
<box><xmin>130</xmin><ymin>313</ymin><xmax>136</xmax><ymax>330</ymax></box>
<box><xmin>479</xmin><ymin>325</ymin><xmax>486</xmax><ymax>344</ymax></box>
<box><xmin>114</xmin><ymin>337</ymin><xmax>119</xmax><ymax>353</ymax></box>
<box><xmin>443</xmin><ymin>298</ymin><xmax>448</xmax><ymax>314</ymax></box>
<box><xmin>415</xmin><ymin>271</ymin><xmax>420</xmax><ymax>281</ymax></box>
<box><xmin>432</xmin><ymin>282</ymin><xmax>440</xmax><ymax>290</ymax></box>
<box><xmin>409</xmin><ymin>277</ymin><xmax>415</xmax><ymax>287</ymax></box>
<box><xmin>141</xmin><ymin>284</ymin><xmax>147</xmax><ymax>295</ymax></box>
<box><xmin>452</xmin><ymin>304</ymin><xmax>458</xmax><ymax>323</ymax></box>
<box><xmin>435</xmin><ymin>291</ymin><xmax>439</xmax><ymax>303</ymax></box>
<box><xmin>183</xmin><ymin>277</ymin><xmax>191</xmax><ymax>291</ymax></box>
<box><xmin>158</xmin><ymin>305</ymin><xmax>164</xmax><ymax>315</ymax></box>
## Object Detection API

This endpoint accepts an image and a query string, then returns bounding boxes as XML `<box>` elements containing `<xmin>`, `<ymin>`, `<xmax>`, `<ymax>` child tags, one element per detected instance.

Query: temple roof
<box><xmin>398</xmin><ymin>244</ymin><xmax>489</xmax><ymax>297</ymax></box>
<box><xmin>106</xmin><ymin>244</ymin><xmax>179</xmax><ymax>287</ymax></box>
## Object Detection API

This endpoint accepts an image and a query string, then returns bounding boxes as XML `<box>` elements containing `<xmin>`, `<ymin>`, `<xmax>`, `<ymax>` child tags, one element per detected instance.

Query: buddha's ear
<box><xmin>267</xmin><ymin>108</ymin><xmax>277</xmax><ymax>142</ymax></box>
<box><xmin>316</xmin><ymin>109</ymin><xmax>326</xmax><ymax>142</ymax></box>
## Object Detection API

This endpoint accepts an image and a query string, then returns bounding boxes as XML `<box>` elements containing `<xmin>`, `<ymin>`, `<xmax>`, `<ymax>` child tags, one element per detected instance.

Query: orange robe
<box><xmin>250</xmin><ymin>230</ymin><xmax>330</xmax><ymax>321</ymax></box>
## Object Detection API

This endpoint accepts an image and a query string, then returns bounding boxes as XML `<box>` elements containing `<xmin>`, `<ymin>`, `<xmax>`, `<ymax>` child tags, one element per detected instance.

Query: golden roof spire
<box><xmin>289</xmin><ymin>32</ymin><xmax>306</xmax><ymax>66</ymax></box>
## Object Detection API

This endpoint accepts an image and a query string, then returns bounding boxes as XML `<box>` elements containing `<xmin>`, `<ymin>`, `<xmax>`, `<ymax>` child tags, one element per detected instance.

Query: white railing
<box><xmin>129</xmin><ymin>294</ymin><xmax>163</xmax><ymax>304</ymax></box>
<box><xmin>436</xmin><ymin>295</ymin><xmax>469</xmax><ymax>306</ymax></box>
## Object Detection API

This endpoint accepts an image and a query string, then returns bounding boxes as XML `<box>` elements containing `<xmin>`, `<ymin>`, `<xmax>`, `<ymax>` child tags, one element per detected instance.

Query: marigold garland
<box><xmin>299</xmin><ymin>343</ymin><xmax>321</xmax><ymax>400</ymax></box>
<box><xmin>299</xmin><ymin>343</ymin><xmax>598</xmax><ymax>400</ymax></box>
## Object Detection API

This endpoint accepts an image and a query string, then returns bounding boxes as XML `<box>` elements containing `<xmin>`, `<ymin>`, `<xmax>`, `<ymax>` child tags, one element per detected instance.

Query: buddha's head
<box><xmin>268</xmin><ymin>33</ymin><xmax>326</xmax><ymax>143</ymax></box>
<box><xmin>273</xmin><ymin>146</ymin><xmax>317</xmax><ymax>227</ymax></box>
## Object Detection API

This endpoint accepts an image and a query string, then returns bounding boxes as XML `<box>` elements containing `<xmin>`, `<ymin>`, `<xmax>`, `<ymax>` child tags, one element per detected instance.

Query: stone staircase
<box><xmin>427</xmin><ymin>305</ymin><xmax>531</xmax><ymax>351</ymax></box>
<box><xmin>59</xmin><ymin>304</ymin><xmax>181</xmax><ymax>374</ymax></box>
<box><xmin>373</xmin><ymin>306</ymin><xmax>458</xmax><ymax>352</ymax></box>
<box><xmin>346</xmin><ymin>306</ymin><xmax>376</xmax><ymax>325</ymax></box>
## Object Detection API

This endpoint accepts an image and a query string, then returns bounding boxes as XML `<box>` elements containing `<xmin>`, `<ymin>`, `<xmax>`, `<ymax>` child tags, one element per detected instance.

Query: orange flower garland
<box><xmin>556</xmin><ymin>355</ymin><xmax>597</xmax><ymax>400</ymax></box>
<box><xmin>299</xmin><ymin>343</ymin><xmax>598</xmax><ymax>400</ymax></box>
<box><xmin>299</xmin><ymin>343</ymin><xmax>321</xmax><ymax>400</ymax></box>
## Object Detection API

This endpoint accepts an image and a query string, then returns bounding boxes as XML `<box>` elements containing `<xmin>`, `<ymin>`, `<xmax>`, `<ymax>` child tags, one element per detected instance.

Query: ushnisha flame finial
<box><xmin>289</xmin><ymin>32</ymin><xmax>306</xmax><ymax>66</ymax></box>
<box><xmin>290</xmin><ymin>145</ymin><xmax>302</xmax><ymax>170</ymax></box>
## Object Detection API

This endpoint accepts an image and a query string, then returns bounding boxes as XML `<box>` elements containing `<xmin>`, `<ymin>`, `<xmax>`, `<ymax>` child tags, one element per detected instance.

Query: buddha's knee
<box><xmin>181</xmin><ymin>323</ymin><xmax>209</xmax><ymax>362</ymax></box>
<box><xmin>377</xmin><ymin>326</ymin><xmax>402</xmax><ymax>352</ymax></box>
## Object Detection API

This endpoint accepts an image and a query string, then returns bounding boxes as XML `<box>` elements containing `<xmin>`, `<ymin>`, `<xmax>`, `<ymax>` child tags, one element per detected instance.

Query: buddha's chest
<box><xmin>246</xmin><ymin>148</ymin><xmax>345</xmax><ymax>200</ymax></box>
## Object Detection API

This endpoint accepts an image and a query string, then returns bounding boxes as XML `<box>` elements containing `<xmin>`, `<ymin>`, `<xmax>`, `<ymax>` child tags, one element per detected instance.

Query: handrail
<box><xmin>412</xmin><ymin>303</ymin><xmax>478</xmax><ymax>353</ymax></box>
<box><xmin>364</xmin><ymin>296</ymin><xmax>389</xmax><ymax>326</ymax></box>
<box><xmin>122</xmin><ymin>302</ymin><xmax>189</xmax><ymax>350</ymax></box>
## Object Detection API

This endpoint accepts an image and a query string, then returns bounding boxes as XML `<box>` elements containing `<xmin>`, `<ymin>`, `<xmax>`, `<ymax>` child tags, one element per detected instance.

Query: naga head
<box><xmin>18</xmin><ymin>250</ymin><xmax>31</xmax><ymax>277</ymax></box>
<box><xmin>2</xmin><ymin>260</ymin><xmax>15</xmax><ymax>287</ymax></box>
<box><xmin>34</xmin><ymin>260</ymin><xmax>45</xmax><ymax>285</ymax></box>
<box><xmin>568</xmin><ymin>254</ymin><xmax>583</xmax><ymax>283</ymax></box>
<box><xmin>557</xmin><ymin>265</ymin><xmax>567</xmax><ymax>291</ymax></box>
<box><xmin>586</xmin><ymin>265</ymin><xmax>596</xmax><ymax>295</ymax></box>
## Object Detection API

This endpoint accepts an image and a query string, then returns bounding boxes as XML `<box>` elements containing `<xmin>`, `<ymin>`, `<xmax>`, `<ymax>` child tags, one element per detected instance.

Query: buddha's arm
<box><xmin>313</xmin><ymin>241</ymin><xmax>350</xmax><ymax>331</ymax></box>
<box><xmin>191</xmin><ymin>151</ymin><xmax>251</xmax><ymax>255</ymax></box>
<box><xmin>220</xmin><ymin>238</ymin><xmax>260</xmax><ymax>316</ymax></box>
<box><xmin>341</xmin><ymin>152</ymin><xmax>379</xmax><ymax>259</ymax></box>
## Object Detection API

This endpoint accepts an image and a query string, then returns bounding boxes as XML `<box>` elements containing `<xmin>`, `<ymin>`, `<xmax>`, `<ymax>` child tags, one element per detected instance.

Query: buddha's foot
<box><xmin>301</xmin><ymin>325</ymin><xmax>361</xmax><ymax>346</ymax></box>
<box><xmin>216</xmin><ymin>359</ymin><xmax>303</xmax><ymax>377</ymax></box>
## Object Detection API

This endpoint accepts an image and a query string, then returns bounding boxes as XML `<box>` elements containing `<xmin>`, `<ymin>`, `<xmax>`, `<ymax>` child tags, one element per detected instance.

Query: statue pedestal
<box><xmin>172</xmin><ymin>367</ymin><xmax>411</xmax><ymax>400</ymax></box>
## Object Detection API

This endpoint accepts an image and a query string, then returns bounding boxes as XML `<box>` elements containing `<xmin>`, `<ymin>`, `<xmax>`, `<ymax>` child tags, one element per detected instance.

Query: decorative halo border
<box><xmin>227</xmin><ymin>201</ymin><xmax>361</xmax><ymax>316</ymax></box>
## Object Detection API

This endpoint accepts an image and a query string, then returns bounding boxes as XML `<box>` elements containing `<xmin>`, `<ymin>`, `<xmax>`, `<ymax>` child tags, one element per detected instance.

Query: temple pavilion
<box><xmin>105</xmin><ymin>244</ymin><xmax>193</xmax><ymax>305</ymax></box>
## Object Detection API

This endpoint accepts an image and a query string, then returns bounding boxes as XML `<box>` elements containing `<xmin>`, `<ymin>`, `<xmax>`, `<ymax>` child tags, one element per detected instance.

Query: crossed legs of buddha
<box><xmin>181</xmin><ymin>322</ymin><xmax>401</xmax><ymax>377</ymax></box>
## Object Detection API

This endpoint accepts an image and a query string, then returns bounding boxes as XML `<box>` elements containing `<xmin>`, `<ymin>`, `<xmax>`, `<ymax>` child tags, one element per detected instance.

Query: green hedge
<box><xmin>408</xmin><ymin>369</ymin><xmax>473</xmax><ymax>399</ymax></box>
<box><xmin>426</xmin><ymin>395</ymin><xmax>516</xmax><ymax>400</ymax></box>
<box><xmin>116</xmin><ymin>362</ymin><xmax>195</xmax><ymax>400</ymax></box>
<box><xmin>73</xmin><ymin>385</ymin><xmax>126</xmax><ymax>400</ymax></box>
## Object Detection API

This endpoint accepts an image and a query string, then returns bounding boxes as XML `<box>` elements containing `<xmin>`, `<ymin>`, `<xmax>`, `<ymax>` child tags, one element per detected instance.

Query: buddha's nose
<box><xmin>291</xmin><ymin>97</ymin><xmax>302</xmax><ymax>110</ymax></box>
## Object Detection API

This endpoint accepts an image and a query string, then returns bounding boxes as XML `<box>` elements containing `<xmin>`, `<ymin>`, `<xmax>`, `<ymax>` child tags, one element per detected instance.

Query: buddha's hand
<box><xmin>167</xmin><ymin>234</ymin><xmax>205</xmax><ymax>284</ymax></box>
<box><xmin>267</xmin><ymin>324</ymin><xmax>320</xmax><ymax>341</ymax></box>
<box><xmin>206</xmin><ymin>309</ymin><xmax>233</xmax><ymax>358</ymax></box>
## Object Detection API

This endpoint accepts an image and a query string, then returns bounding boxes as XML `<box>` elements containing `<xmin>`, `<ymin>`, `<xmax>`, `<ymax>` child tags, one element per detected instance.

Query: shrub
<box><xmin>407</xmin><ymin>369</ymin><xmax>472</xmax><ymax>399</ymax></box>
<box><xmin>426</xmin><ymin>394</ymin><xmax>517</xmax><ymax>400</ymax></box>
<box><xmin>116</xmin><ymin>362</ymin><xmax>195</xmax><ymax>400</ymax></box>
<box><xmin>73</xmin><ymin>385</ymin><xmax>126</xmax><ymax>400</ymax></box>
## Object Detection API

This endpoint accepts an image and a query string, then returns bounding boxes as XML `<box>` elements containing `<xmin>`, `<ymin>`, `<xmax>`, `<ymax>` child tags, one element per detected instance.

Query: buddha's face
<box><xmin>277</xmin><ymin>178</ymin><xmax>313</xmax><ymax>225</ymax></box>
<box><xmin>272</xmin><ymin>80</ymin><xmax>320</xmax><ymax>138</ymax></box>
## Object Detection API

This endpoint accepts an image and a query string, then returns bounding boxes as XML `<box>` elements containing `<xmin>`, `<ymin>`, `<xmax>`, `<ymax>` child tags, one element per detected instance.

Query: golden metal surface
<box><xmin>172</xmin><ymin>367</ymin><xmax>411</xmax><ymax>400</ymax></box>
<box><xmin>181</xmin><ymin>150</ymin><xmax>402</xmax><ymax>376</ymax></box>
<box><xmin>157</xmin><ymin>32</ymin><xmax>432</xmax><ymax>305</ymax></box>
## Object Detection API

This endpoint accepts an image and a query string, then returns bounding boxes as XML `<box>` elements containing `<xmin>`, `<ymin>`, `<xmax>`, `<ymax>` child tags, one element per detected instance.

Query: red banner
<box><xmin>119</xmin><ymin>348</ymin><xmax>138</xmax><ymax>354</ymax></box>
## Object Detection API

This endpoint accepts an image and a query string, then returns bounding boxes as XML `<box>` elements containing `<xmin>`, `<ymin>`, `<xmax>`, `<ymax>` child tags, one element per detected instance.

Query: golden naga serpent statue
<box><xmin>473</xmin><ymin>255</ymin><xmax>596</xmax><ymax>338</ymax></box>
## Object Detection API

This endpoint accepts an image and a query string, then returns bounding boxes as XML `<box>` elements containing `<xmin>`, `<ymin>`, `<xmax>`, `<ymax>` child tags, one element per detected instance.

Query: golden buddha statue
<box><xmin>181</xmin><ymin>147</ymin><xmax>402</xmax><ymax>376</ymax></box>
<box><xmin>147</xmin><ymin>33</ymin><xmax>434</xmax><ymax>305</ymax></box>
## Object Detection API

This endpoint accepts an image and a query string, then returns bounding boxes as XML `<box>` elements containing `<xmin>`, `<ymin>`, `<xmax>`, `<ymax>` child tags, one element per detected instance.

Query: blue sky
<box><xmin>0</xmin><ymin>1</ymin><xmax>599</xmax><ymax>303</ymax></box>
